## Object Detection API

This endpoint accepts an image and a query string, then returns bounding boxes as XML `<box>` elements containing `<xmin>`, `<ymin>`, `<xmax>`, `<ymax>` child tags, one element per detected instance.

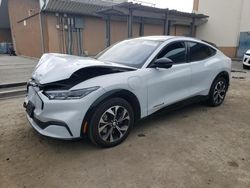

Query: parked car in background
<box><xmin>24</xmin><ymin>36</ymin><xmax>232</xmax><ymax>147</ymax></box>
<box><xmin>243</xmin><ymin>49</ymin><xmax>250</xmax><ymax>69</ymax></box>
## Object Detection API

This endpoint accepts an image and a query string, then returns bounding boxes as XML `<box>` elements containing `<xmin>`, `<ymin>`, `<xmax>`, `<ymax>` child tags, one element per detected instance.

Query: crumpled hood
<box><xmin>32</xmin><ymin>53</ymin><xmax>135</xmax><ymax>84</ymax></box>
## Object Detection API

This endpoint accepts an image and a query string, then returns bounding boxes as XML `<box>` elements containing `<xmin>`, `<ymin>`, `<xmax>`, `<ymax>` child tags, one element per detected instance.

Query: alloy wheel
<box><xmin>98</xmin><ymin>105</ymin><xmax>130</xmax><ymax>143</ymax></box>
<box><xmin>213</xmin><ymin>81</ymin><xmax>226</xmax><ymax>105</ymax></box>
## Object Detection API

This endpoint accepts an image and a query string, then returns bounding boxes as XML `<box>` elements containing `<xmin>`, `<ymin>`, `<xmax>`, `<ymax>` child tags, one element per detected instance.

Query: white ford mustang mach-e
<box><xmin>24</xmin><ymin>36</ymin><xmax>231</xmax><ymax>147</ymax></box>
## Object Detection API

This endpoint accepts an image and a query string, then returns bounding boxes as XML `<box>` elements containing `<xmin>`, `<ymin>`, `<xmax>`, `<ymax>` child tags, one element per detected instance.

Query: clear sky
<box><xmin>129</xmin><ymin>0</ymin><xmax>193</xmax><ymax>13</ymax></box>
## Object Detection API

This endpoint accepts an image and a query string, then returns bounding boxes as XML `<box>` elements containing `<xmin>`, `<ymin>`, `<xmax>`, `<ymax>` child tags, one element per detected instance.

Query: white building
<box><xmin>193</xmin><ymin>0</ymin><xmax>250</xmax><ymax>58</ymax></box>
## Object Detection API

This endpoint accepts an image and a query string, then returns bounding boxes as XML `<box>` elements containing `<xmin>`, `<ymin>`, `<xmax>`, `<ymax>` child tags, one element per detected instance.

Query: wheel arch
<box><xmin>80</xmin><ymin>89</ymin><xmax>141</xmax><ymax>136</ymax></box>
<box><xmin>211</xmin><ymin>71</ymin><xmax>230</xmax><ymax>90</ymax></box>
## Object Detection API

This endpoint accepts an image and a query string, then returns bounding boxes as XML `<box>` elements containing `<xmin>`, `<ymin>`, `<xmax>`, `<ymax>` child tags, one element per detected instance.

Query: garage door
<box><xmin>237</xmin><ymin>32</ymin><xmax>250</xmax><ymax>58</ymax></box>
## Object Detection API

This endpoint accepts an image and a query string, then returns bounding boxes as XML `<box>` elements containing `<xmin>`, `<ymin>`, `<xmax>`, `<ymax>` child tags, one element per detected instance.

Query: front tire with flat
<box><xmin>207</xmin><ymin>77</ymin><xmax>228</xmax><ymax>107</ymax></box>
<box><xmin>88</xmin><ymin>98</ymin><xmax>134</xmax><ymax>148</ymax></box>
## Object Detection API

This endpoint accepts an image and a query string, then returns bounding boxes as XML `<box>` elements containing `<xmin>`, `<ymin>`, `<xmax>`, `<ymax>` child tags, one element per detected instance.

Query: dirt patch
<box><xmin>232</xmin><ymin>76</ymin><xmax>245</xmax><ymax>80</ymax></box>
<box><xmin>228</xmin><ymin>161</ymin><xmax>239</xmax><ymax>168</ymax></box>
<box><xmin>137</xmin><ymin>133</ymin><xmax>146</xmax><ymax>137</ymax></box>
<box><xmin>231</xmin><ymin>70</ymin><xmax>247</xmax><ymax>73</ymax></box>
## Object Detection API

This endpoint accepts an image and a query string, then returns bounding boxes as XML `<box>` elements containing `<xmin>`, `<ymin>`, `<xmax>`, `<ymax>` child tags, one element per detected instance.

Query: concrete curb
<box><xmin>0</xmin><ymin>88</ymin><xmax>26</xmax><ymax>99</ymax></box>
<box><xmin>0</xmin><ymin>82</ymin><xmax>27</xmax><ymax>89</ymax></box>
<box><xmin>231</xmin><ymin>58</ymin><xmax>242</xmax><ymax>62</ymax></box>
<box><xmin>20</xmin><ymin>55</ymin><xmax>39</xmax><ymax>61</ymax></box>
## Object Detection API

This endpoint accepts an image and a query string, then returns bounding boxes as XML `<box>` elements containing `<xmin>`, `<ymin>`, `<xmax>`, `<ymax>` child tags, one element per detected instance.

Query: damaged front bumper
<box><xmin>24</xmin><ymin>84</ymin><xmax>105</xmax><ymax>139</ymax></box>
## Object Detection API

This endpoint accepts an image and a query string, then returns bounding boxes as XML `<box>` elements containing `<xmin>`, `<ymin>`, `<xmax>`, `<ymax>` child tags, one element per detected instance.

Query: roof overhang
<box><xmin>41</xmin><ymin>0</ymin><xmax>208</xmax><ymax>27</ymax></box>
<box><xmin>42</xmin><ymin>0</ymin><xmax>115</xmax><ymax>16</ymax></box>
<box><xmin>97</xmin><ymin>2</ymin><xmax>209</xmax><ymax>26</ymax></box>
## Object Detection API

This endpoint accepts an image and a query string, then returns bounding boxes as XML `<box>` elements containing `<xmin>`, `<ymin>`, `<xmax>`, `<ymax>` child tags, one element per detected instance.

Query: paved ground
<box><xmin>0</xmin><ymin>55</ymin><xmax>38</xmax><ymax>84</ymax></box>
<box><xmin>0</xmin><ymin>61</ymin><xmax>250</xmax><ymax>188</ymax></box>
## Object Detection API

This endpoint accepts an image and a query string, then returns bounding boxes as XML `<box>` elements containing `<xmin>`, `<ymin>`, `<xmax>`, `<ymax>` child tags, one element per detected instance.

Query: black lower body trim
<box><xmin>32</xmin><ymin>116</ymin><xmax>73</xmax><ymax>136</ymax></box>
<box><xmin>154</xmin><ymin>95</ymin><xmax>209</xmax><ymax>115</ymax></box>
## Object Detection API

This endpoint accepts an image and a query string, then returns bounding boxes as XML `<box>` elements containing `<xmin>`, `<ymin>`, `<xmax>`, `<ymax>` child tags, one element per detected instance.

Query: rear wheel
<box><xmin>207</xmin><ymin>77</ymin><xmax>228</xmax><ymax>107</ymax></box>
<box><xmin>88</xmin><ymin>98</ymin><xmax>134</xmax><ymax>148</ymax></box>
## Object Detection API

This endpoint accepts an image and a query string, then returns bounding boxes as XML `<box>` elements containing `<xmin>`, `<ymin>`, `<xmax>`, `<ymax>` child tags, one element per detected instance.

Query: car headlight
<box><xmin>44</xmin><ymin>86</ymin><xmax>100</xmax><ymax>100</ymax></box>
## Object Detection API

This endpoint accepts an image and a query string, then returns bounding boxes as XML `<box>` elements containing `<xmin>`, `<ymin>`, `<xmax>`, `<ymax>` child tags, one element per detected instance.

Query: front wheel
<box><xmin>88</xmin><ymin>98</ymin><xmax>134</xmax><ymax>148</ymax></box>
<box><xmin>207</xmin><ymin>77</ymin><xmax>228</xmax><ymax>107</ymax></box>
<box><xmin>243</xmin><ymin>64</ymin><xmax>249</xmax><ymax>69</ymax></box>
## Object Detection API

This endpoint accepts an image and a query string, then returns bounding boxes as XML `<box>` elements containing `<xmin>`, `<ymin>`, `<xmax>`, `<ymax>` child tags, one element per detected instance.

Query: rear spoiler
<box><xmin>202</xmin><ymin>40</ymin><xmax>218</xmax><ymax>49</ymax></box>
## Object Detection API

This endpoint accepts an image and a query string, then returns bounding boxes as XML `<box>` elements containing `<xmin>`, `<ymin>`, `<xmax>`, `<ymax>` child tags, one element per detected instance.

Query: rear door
<box><xmin>187</xmin><ymin>41</ymin><xmax>218</xmax><ymax>96</ymax></box>
<box><xmin>146</xmin><ymin>41</ymin><xmax>192</xmax><ymax>115</ymax></box>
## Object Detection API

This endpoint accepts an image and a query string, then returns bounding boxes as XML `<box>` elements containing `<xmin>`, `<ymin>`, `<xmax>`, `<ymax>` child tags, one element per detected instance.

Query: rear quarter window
<box><xmin>188</xmin><ymin>42</ymin><xmax>216</xmax><ymax>62</ymax></box>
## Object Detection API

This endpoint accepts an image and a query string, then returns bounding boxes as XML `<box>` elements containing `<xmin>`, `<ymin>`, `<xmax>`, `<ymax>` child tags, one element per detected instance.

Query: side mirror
<box><xmin>151</xmin><ymin>57</ymin><xmax>174</xmax><ymax>69</ymax></box>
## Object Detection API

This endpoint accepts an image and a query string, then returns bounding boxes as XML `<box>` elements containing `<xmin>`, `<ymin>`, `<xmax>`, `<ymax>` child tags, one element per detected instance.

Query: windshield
<box><xmin>96</xmin><ymin>39</ymin><xmax>163</xmax><ymax>68</ymax></box>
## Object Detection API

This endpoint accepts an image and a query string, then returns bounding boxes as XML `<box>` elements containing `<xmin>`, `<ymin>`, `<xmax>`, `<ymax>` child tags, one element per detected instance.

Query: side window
<box><xmin>157</xmin><ymin>42</ymin><xmax>186</xmax><ymax>64</ymax></box>
<box><xmin>188</xmin><ymin>42</ymin><xmax>216</xmax><ymax>62</ymax></box>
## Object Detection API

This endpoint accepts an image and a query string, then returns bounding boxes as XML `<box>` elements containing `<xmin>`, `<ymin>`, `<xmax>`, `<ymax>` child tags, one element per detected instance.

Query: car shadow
<box><xmin>133</xmin><ymin>102</ymin><xmax>205</xmax><ymax>134</ymax></box>
<box><xmin>32</xmin><ymin>101</ymin><xmax>207</xmax><ymax>151</ymax></box>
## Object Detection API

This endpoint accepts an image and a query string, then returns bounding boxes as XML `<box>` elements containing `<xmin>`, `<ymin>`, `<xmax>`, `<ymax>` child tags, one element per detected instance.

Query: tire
<box><xmin>243</xmin><ymin>64</ymin><xmax>249</xmax><ymax>69</ymax></box>
<box><xmin>88</xmin><ymin>97</ymin><xmax>134</xmax><ymax>148</ymax></box>
<box><xmin>207</xmin><ymin>77</ymin><xmax>228</xmax><ymax>107</ymax></box>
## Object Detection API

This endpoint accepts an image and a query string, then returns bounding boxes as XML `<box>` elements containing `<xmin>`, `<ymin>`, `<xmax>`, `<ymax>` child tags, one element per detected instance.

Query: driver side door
<box><xmin>146</xmin><ymin>41</ymin><xmax>192</xmax><ymax>115</ymax></box>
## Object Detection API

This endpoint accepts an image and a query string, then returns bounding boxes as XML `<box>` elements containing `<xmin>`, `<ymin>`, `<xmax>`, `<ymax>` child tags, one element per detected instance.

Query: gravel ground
<box><xmin>0</xmin><ymin>63</ymin><xmax>250</xmax><ymax>188</ymax></box>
